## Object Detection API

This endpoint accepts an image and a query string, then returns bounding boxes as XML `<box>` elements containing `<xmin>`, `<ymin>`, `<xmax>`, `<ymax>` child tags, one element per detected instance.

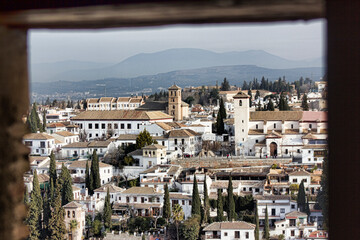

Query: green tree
<box><xmin>267</xmin><ymin>99</ymin><xmax>275</xmax><ymax>111</ymax></box>
<box><xmin>202</xmin><ymin>175</ymin><xmax>210</xmax><ymax>224</ymax></box>
<box><xmin>90</xmin><ymin>150</ymin><xmax>101</xmax><ymax>195</ymax></box>
<box><xmin>172</xmin><ymin>204</ymin><xmax>184</xmax><ymax>240</ymax></box>
<box><xmin>305</xmin><ymin>195</ymin><xmax>311</xmax><ymax>217</ymax></box>
<box><xmin>49</xmin><ymin>151</ymin><xmax>57</xmax><ymax>193</ymax></box>
<box><xmin>301</xmin><ymin>94</ymin><xmax>309</xmax><ymax>111</ymax></box>
<box><xmin>263</xmin><ymin>205</ymin><xmax>270</xmax><ymax>240</ymax></box>
<box><xmin>180</xmin><ymin>216</ymin><xmax>200</xmax><ymax>240</ymax></box>
<box><xmin>26</xmin><ymin>193</ymin><xmax>41</xmax><ymax>240</ymax></box>
<box><xmin>42</xmin><ymin>191</ymin><xmax>51</xmax><ymax>239</ymax></box>
<box><xmin>191</xmin><ymin>174</ymin><xmax>201</xmax><ymax>217</ymax></box>
<box><xmin>163</xmin><ymin>184</ymin><xmax>171</xmax><ymax>222</ymax></box>
<box><xmin>69</xmin><ymin>220</ymin><xmax>78</xmax><ymax>239</ymax></box>
<box><xmin>216</xmin><ymin>189</ymin><xmax>224</xmax><ymax>222</ymax></box>
<box><xmin>227</xmin><ymin>176</ymin><xmax>236</xmax><ymax>221</ymax></box>
<box><xmin>48</xmin><ymin>183</ymin><xmax>66</xmax><ymax>240</ymax></box>
<box><xmin>279</xmin><ymin>92</ymin><xmax>290</xmax><ymax>111</ymax></box>
<box><xmin>248</xmin><ymin>89</ymin><xmax>252</xmax><ymax>107</ymax></box>
<box><xmin>255</xmin><ymin>90</ymin><xmax>260</xmax><ymax>99</ymax></box>
<box><xmin>316</xmin><ymin>152</ymin><xmax>328</xmax><ymax>229</ymax></box>
<box><xmin>136</xmin><ymin>130</ymin><xmax>157</xmax><ymax>149</ymax></box>
<box><xmin>216</xmin><ymin>98</ymin><xmax>226</xmax><ymax>134</ymax></box>
<box><xmin>221</xmin><ymin>78</ymin><xmax>231</xmax><ymax>91</ymax></box>
<box><xmin>32</xmin><ymin>170</ymin><xmax>43</xmax><ymax>212</ymax></box>
<box><xmin>184</xmin><ymin>96</ymin><xmax>195</xmax><ymax>105</ymax></box>
<box><xmin>103</xmin><ymin>187</ymin><xmax>112</xmax><ymax>230</ymax></box>
<box><xmin>254</xmin><ymin>203</ymin><xmax>260</xmax><ymax>240</ymax></box>
<box><xmin>60</xmin><ymin>163</ymin><xmax>73</xmax><ymax>206</ymax></box>
<box><xmin>297</xmin><ymin>180</ymin><xmax>306</xmax><ymax>212</ymax></box>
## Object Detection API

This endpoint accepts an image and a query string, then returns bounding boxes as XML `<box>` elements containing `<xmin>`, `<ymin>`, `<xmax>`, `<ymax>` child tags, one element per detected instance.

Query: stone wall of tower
<box><xmin>168</xmin><ymin>87</ymin><xmax>182</xmax><ymax>121</ymax></box>
<box><xmin>234</xmin><ymin>96</ymin><xmax>250</xmax><ymax>155</ymax></box>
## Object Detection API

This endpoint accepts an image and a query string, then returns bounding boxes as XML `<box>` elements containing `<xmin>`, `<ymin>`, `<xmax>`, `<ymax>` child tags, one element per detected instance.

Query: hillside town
<box><xmin>24</xmin><ymin>78</ymin><xmax>328</xmax><ymax>240</ymax></box>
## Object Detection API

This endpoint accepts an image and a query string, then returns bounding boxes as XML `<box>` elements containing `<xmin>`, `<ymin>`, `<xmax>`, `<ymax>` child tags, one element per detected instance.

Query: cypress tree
<box><xmin>216</xmin><ymin>189</ymin><xmax>224</xmax><ymax>222</ymax></box>
<box><xmin>42</xmin><ymin>191</ymin><xmax>51</xmax><ymax>239</ymax></box>
<box><xmin>26</xmin><ymin>193</ymin><xmax>41</xmax><ymax>240</ymax></box>
<box><xmin>103</xmin><ymin>187</ymin><xmax>112</xmax><ymax>230</ymax></box>
<box><xmin>316</xmin><ymin>151</ymin><xmax>328</xmax><ymax>229</ymax></box>
<box><xmin>91</xmin><ymin>150</ymin><xmax>101</xmax><ymax>192</ymax></box>
<box><xmin>191</xmin><ymin>174</ymin><xmax>201</xmax><ymax>216</ymax></box>
<box><xmin>263</xmin><ymin>205</ymin><xmax>270</xmax><ymax>240</ymax></box>
<box><xmin>254</xmin><ymin>203</ymin><xmax>260</xmax><ymax>240</ymax></box>
<box><xmin>48</xmin><ymin>182</ymin><xmax>66</xmax><ymax>240</ymax></box>
<box><xmin>297</xmin><ymin>180</ymin><xmax>306</xmax><ymax>212</ymax></box>
<box><xmin>85</xmin><ymin>160</ymin><xmax>90</xmax><ymax>193</ymax></box>
<box><xmin>305</xmin><ymin>195</ymin><xmax>311</xmax><ymax>217</ymax></box>
<box><xmin>267</xmin><ymin>99</ymin><xmax>275</xmax><ymax>111</ymax></box>
<box><xmin>42</xmin><ymin>111</ymin><xmax>46</xmax><ymax>132</ymax></box>
<box><xmin>227</xmin><ymin>176</ymin><xmax>236</xmax><ymax>221</ymax></box>
<box><xmin>247</xmin><ymin>90</ymin><xmax>252</xmax><ymax>107</ymax></box>
<box><xmin>203</xmin><ymin>174</ymin><xmax>210</xmax><ymax>224</ymax></box>
<box><xmin>60</xmin><ymin>164</ymin><xmax>73</xmax><ymax>206</ymax></box>
<box><xmin>301</xmin><ymin>94</ymin><xmax>309</xmax><ymax>111</ymax></box>
<box><xmin>163</xmin><ymin>184</ymin><xmax>171</xmax><ymax>221</ymax></box>
<box><xmin>49</xmin><ymin>151</ymin><xmax>57</xmax><ymax>190</ymax></box>
<box><xmin>216</xmin><ymin>98</ymin><xmax>226</xmax><ymax>135</ymax></box>
<box><xmin>32</xmin><ymin>170</ymin><xmax>43</xmax><ymax>211</ymax></box>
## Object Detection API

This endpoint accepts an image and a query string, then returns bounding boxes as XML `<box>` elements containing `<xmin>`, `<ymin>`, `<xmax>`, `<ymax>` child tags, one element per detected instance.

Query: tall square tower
<box><xmin>168</xmin><ymin>84</ymin><xmax>182</xmax><ymax>121</ymax></box>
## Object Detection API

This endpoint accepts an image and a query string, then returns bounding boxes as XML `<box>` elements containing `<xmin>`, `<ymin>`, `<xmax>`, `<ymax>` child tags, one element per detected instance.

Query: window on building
<box><xmin>297</xmin><ymin>149</ymin><xmax>301</xmax><ymax>153</ymax></box>
<box><xmin>95</xmin><ymin>123</ymin><xmax>99</xmax><ymax>129</ymax></box>
<box><xmin>293</xmin><ymin>179</ymin><xmax>297</xmax><ymax>183</ymax></box>
<box><xmin>239</xmin><ymin>100</ymin><xmax>242</xmax><ymax>106</ymax></box>
<box><xmin>280</xmin><ymin>208</ymin><xmax>285</xmax><ymax>213</ymax></box>
<box><xmin>285</xmin><ymin>149</ymin><xmax>288</xmax><ymax>154</ymax></box>
<box><xmin>24</xmin><ymin>141</ymin><xmax>32</xmax><ymax>146</ymax></box>
<box><xmin>108</xmin><ymin>123</ymin><xmax>112</xmax><ymax>129</ymax></box>
<box><xmin>245</xmin><ymin>232</ymin><xmax>249</xmax><ymax>239</ymax></box>
<box><xmin>181</xmin><ymin>139</ymin><xmax>185</xmax><ymax>145</ymax></box>
<box><xmin>134</xmin><ymin>197</ymin><xmax>137</xmax><ymax>202</ymax></box>
<box><xmin>127</xmin><ymin>123</ymin><xmax>131</xmax><ymax>129</ymax></box>
<box><xmin>274</xmin><ymin>123</ymin><xmax>276</xmax><ymax>128</ymax></box>
<box><xmin>114</xmin><ymin>123</ymin><xmax>118</xmax><ymax>129</ymax></box>
<box><xmin>256</xmin><ymin>124</ymin><xmax>258</xmax><ymax>129</ymax></box>
<box><xmin>89</xmin><ymin>133</ymin><xmax>92</xmax><ymax>138</ymax></box>
<box><xmin>235</xmin><ymin>231</ymin><xmax>240</xmax><ymax>238</ymax></box>
<box><xmin>137</xmin><ymin>124</ymin><xmax>140</xmax><ymax>129</ymax></box>
<box><xmin>224</xmin><ymin>232</ymin><xmax>228</xmax><ymax>237</ymax></box>
<box><xmin>291</xmin><ymin>204</ymin><xmax>295</xmax><ymax>209</ymax></box>
<box><xmin>291</xmin><ymin>124</ymin><xmax>294</xmax><ymax>129</ymax></box>
<box><xmin>174</xmin><ymin>139</ymin><xmax>178</xmax><ymax>145</ymax></box>
<box><xmin>309</xmin><ymin>124</ymin><xmax>312</xmax><ymax>129</ymax></box>
<box><xmin>89</xmin><ymin>123</ymin><xmax>92</xmax><ymax>129</ymax></box>
<box><xmin>72</xmin><ymin>211</ymin><xmax>75</xmax><ymax>218</ymax></box>
<box><xmin>67</xmin><ymin>211</ymin><xmax>70</xmax><ymax>218</ymax></box>
<box><xmin>102</xmin><ymin>123</ymin><xmax>105</xmax><ymax>129</ymax></box>
<box><xmin>121</xmin><ymin>123</ymin><xmax>125</xmax><ymax>129</ymax></box>
<box><xmin>255</xmin><ymin>140</ymin><xmax>258</xmax><ymax>143</ymax></box>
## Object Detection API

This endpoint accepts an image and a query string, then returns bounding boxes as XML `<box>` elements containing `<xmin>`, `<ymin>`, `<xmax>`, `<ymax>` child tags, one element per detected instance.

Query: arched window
<box><xmin>240</xmin><ymin>100</ymin><xmax>242</xmax><ymax>106</ymax></box>
<box><xmin>173</xmin><ymin>105</ymin><xmax>175</xmax><ymax>109</ymax></box>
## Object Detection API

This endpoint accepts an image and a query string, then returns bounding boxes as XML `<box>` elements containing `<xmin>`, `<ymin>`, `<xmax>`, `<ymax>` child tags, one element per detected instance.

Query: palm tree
<box><xmin>70</xmin><ymin>219</ymin><xmax>78</xmax><ymax>240</ymax></box>
<box><xmin>172</xmin><ymin>204</ymin><xmax>184</xmax><ymax>240</ymax></box>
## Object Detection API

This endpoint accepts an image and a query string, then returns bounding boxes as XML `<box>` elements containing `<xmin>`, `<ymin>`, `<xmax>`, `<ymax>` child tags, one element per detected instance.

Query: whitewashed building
<box><xmin>203</xmin><ymin>221</ymin><xmax>255</xmax><ymax>240</ymax></box>
<box><xmin>67</xmin><ymin>160</ymin><xmax>113</xmax><ymax>185</ymax></box>
<box><xmin>71</xmin><ymin>110</ymin><xmax>173</xmax><ymax>140</ymax></box>
<box><xmin>23</xmin><ymin>133</ymin><xmax>56</xmax><ymax>156</ymax></box>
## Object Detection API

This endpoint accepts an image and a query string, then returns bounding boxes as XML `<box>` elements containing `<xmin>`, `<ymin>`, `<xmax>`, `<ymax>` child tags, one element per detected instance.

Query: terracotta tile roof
<box><xmin>99</xmin><ymin>97</ymin><xmax>114</xmax><ymax>102</ymax></box>
<box><xmin>285</xmin><ymin>211</ymin><xmax>307</xmax><ymax>218</ymax></box>
<box><xmin>285</xmin><ymin>129</ymin><xmax>300</xmax><ymax>134</ymax></box>
<box><xmin>129</xmin><ymin>98</ymin><xmax>143</xmax><ymax>103</ymax></box>
<box><xmin>302</xmin><ymin>144</ymin><xmax>327</xmax><ymax>149</ymax></box>
<box><xmin>117</xmin><ymin>97</ymin><xmax>130</xmax><ymax>102</ymax></box>
<box><xmin>254</xmin><ymin>195</ymin><xmax>291</xmax><ymax>201</ymax></box>
<box><xmin>301</xmin><ymin>111</ymin><xmax>327</xmax><ymax>122</ymax></box>
<box><xmin>142</xmin><ymin>144</ymin><xmax>167</xmax><ymax>150</ymax></box>
<box><xmin>248</xmin><ymin>129</ymin><xmax>264</xmax><ymax>135</ymax></box>
<box><xmin>166</xmin><ymin>122</ymin><xmax>187</xmax><ymax>128</ymax></box>
<box><xmin>168</xmin><ymin>165</ymin><xmax>181</xmax><ymax>175</ymax></box>
<box><xmin>168</xmin><ymin>129</ymin><xmax>200</xmax><ymax>138</ymax></box>
<box><xmin>87</xmin><ymin>98</ymin><xmax>99</xmax><ymax>104</ymax></box>
<box><xmin>29</xmin><ymin>156</ymin><xmax>49</xmax><ymax>164</ymax></box>
<box><xmin>63</xmin><ymin>201</ymin><xmax>83</xmax><ymax>208</ymax></box>
<box><xmin>250</xmin><ymin>111</ymin><xmax>303</xmax><ymax>121</ymax></box>
<box><xmin>169</xmin><ymin>193</ymin><xmax>192</xmax><ymax>200</ymax></box>
<box><xmin>128</xmin><ymin>149</ymin><xmax>143</xmax><ymax>156</ymax></box>
<box><xmin>302</xmin><ymin>133</ymin><xmax>317</xmax><ymax>139</ymax></box>
<box><xmin>288</xmin><ymin>169</ymin><xmax>311</xmax><ymax>176</ymax></box>
<box><xmin>117</xmin><ymin>134</ymin><xmax>138</xmax><ymax>140</ymax></box>
<box><xmin>71</xmin><ymin>110</ymin><xmax>172</xmax><ymax>120</ymax></box>
<box><xmin>181</xmin><ymin>101</ymin><xmax>189</xmax><ymax>107</ymax></box>
<box><xmin>219</xmin><ymin>90</ymin><xmax>239</xmax><ymax>95</ymax></box>
<box><xmin>24</xmin><ymin>133</ymin><xmax>54</xmax><ymax>140</ymax></box>
<box><xmin>120</xmin><ymin>187</ymin><xmax>161</xmax><ymax>195</ymax></box>
<box><xmin>94</xmin><ymin>183</ymin><xmax>124</xmax><ymax>193</ymax></box>
<box><xmin>38</xmin><ymin>174</ymin><xmax>50</xmax><ymax>183</ymax></box>
<box><xmin>203</xmin><ymin>221</ymin><xmax>255</xmax><ymax>231</ymax></box>
<box><xmin>72</xmin><ymin>185</ymin><xmax>81</xmax><ymax>191</ymax></box>
<box><xmin>62</xmin><ymin>142</ymin><xmax>89</xmax><ymax>148</ymax></box>
<box><xmin>53</xmin><ymin>131</ymin><xmax>76</xmax><ymax>137</ymax></box>
<box><xmin>211</xmin><ymin>181</ymin><xmax>241</xmax><ymax>189</ymax></box>
<box><xmin>155</xmin><ymin>122</ymin><xmax>173</xmax><ymax>131</ymax></box>
<box><xmin>88</xmin><ymin>141</ymin><xmax>111</xmax><ymax>148</ymax></box>
<box><xmin>265</xmin><ymin>131</ymin><xmax>283</xmax><ymax>138</ymax></box>
<box><xmin>68</xmin><ymin>160</ymin><xmax>111</xmax><ymax>169</ymax></box>
<box><xmin>46</xmin><ymin>122</ymin><xmax>66</xmax><ymax>128</ymax></box>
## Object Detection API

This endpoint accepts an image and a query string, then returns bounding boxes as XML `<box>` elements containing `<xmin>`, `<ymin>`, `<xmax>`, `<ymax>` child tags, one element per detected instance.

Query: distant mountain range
<box><xmin>31</xmin><ymin>64</ymin><xmax>324</xmax><ymax>98</ymax></box>
<box><xmin>30</xmin><ymin>48</ymin><xmax>323</xmax><ymax>83</ymax></box>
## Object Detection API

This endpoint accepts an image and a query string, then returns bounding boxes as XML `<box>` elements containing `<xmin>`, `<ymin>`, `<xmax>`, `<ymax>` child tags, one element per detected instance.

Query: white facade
<box><xmin>203</xmin><ymin>221</ymin><xmax>255</xmax><ymax>240</ymax></box>
<box><xmin>68</xmin><ymin>160</ymin><xmax>113</xmax><ymax>185</ymax></box>
<box><xmin>23</xmin><ymin>133</ymin><xmax>56</xmax><ymax>156</ymax></box>
<box><xmin>234</xmin><ymin>92</ymin><xmax>250</xmax><ymax>155</ymax></box>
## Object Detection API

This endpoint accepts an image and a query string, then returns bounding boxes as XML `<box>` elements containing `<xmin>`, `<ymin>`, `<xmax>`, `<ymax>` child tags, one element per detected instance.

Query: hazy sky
<box><xmin>29</xmin><ymin>19</ymin><xmax>325</xmax><ymax>64</ymax></box>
